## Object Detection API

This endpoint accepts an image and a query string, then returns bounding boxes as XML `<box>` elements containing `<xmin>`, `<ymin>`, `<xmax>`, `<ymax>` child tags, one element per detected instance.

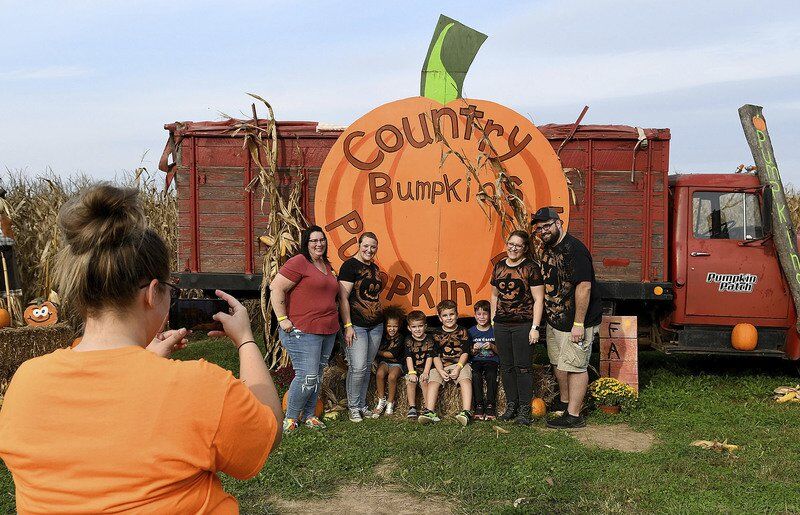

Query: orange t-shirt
<box><xmin>0</xmin><ymin>346</ymin><xmax>277</xmax><ymax>514</ymax></box>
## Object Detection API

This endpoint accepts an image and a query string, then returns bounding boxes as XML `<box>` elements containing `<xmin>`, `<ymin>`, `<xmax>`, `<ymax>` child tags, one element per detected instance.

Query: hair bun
<box><xmin>59</xmin><ymin>184</ymin><xmax>145</xmax><ymax>254</ymax></box>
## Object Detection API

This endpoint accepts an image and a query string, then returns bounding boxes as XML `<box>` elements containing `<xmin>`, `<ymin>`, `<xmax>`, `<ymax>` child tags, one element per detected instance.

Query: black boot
<box><xmin>499</xmin><ymin>401</ymin><xmax>518</xmax><ymax>421</ymax></box>
<box><xmin>515</xmin><ymin>404</ymin><xmax>532</xmax><ymax>426</ymax></box>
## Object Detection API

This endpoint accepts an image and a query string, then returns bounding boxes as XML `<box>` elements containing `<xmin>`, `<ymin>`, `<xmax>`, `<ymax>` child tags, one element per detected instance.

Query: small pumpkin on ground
<box><xmin>282</xmin><ymin>390</ymin><xmax>324</xmax><ymax>418</ymax></box>
<box><xmin>531</xmin><ymin>397</ymin><xmax>547</xmax><ymax>418</ymax></box>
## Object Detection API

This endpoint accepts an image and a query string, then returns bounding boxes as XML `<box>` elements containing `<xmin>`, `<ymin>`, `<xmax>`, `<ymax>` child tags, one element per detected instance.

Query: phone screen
<box><xmin>169</xmin><ymin>299</ymin><xmax>228</xmax><ymax>331</ymax></box>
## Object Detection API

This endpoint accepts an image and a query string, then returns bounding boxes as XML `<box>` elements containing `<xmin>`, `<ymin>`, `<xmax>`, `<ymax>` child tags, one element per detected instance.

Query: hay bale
<box><xmin>320</xmin><ymin>353</ymin><xmax>559</xmax><ymax>417</ymax></box>
<box><xmin>0</xmin><ymin>324</ymin><xmax>74</xmax><ymax>393</ymax></box>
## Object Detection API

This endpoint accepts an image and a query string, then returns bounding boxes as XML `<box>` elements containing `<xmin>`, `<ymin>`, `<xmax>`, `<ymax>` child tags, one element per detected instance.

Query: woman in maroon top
<box><xmin>270</xmin><ymin>225</ymin><xmax>340</xmax><ymax>433</ymax></box>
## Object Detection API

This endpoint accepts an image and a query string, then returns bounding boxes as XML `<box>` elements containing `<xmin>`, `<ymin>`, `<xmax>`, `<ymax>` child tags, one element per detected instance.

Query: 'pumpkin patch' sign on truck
<box><xmin>315</xmin><ymin>16</ymin><xmax>567</xmax><ymax>314</ymax></box>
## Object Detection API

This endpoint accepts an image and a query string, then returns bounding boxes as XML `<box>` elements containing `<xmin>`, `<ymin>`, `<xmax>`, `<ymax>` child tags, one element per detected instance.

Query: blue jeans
<box><xmin>345</xmin><ymin>324</ymin><xmax>383</xmax><ymax>409</ymax></box>
<box><xmin>279</xmin><ymin>328</ymin><xmax>336</xmax><ymax>420</ymax></box>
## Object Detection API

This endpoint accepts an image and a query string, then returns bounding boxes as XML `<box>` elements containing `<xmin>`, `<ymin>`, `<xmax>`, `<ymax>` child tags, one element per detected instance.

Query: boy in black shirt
<box><xmin>419</xmin><ymin>300</ymin><xmax>473</xmax><ymax>426</ymax></box>
<box><xmin>404</xmin><ymin>310</ymin><xmax>434</xmax><ymax>419</ymax></box>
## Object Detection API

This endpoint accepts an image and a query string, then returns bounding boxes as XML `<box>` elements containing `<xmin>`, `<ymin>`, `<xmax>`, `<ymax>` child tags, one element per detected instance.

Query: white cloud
<box><xmin>0</xmin><ymin>66</ymin><xmax>90</xmax><ymax>81</ymax></box>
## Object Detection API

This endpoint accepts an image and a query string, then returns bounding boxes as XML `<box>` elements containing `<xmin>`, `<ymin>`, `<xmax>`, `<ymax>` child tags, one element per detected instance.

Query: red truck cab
<box><xmin>664</xmin><ymin>173</ymin><xmax>800</xmax><ymax>359</ymax></box>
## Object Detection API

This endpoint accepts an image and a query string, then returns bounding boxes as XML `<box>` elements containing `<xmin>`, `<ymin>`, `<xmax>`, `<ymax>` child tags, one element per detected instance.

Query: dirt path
<box><xmin>269</xmin><ymin>459</ymin><xmax>451</xmax><ymax>515</ymax></box>
<box><xmin>567</xmin><ymin>423</ymin><xmax>657</xmax><ymax>452</ymax></box>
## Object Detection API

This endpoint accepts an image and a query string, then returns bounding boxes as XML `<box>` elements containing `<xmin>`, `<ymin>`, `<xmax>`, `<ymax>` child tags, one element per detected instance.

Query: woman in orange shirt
<box><xmin>0</xmin><ymin>184</ymin><xmax>282</xmax><ymax>514</ymax></box>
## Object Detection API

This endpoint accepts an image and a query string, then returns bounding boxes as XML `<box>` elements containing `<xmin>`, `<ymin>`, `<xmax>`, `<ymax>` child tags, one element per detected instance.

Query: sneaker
<box><xmin>516</xmin><ymin>405</ymin><xmax>532</xmax><ymax>426</ymax></box>
<box><xmin>374</xmin><ymin>397</ymin><xmax>387</xmax><ymax>415</ymax></box>
<box><xmin>361</xmin><ymin>407</ymin><xmax>378</xmax><ymax>419</ymax></box>
<box><xmin>385</xmin><ymin>402</ymin><xmax>394</xmax><ymax>415</ymax></box>
<box><xmin>418</xmin><ymin>409</ymin><xmax>440</xmax><ymax>424</ymax></box>
<box><xmin>474</xmin><ymin>404</ymin><xmax>485</xmax><ymax>421</ymax></box>
<box><xmin>549</xmin><ymin>398</ymin><xmax>569</xmax><ymax>415</ymax></box>
<box><xmin>407</xmin><ymin>406</ymin><xmax>418</xmax><ymax>419</ymax></box>
<box><xmin>349</xmin><ymin>408</ymin><xmax>363</xmax><ymax>422</ymax></box>
<box><xmin>304</xmin><ymin>416</ymin><xmax>327</xmax><ymax>430</ymax></box>
<box><xmin>499</xmin><ymin>401</ymin><xmax>518</xmax><ymax>421</ymax></box>
<box><xmin>485</xmin><ymin>404</ymin><xmax>497</xmax><ymax>420</ymax></box>
<box><xmin>455</xmin><ymin>410</ymin><xmax>472</xmax><ymax>427</ymax></box>
<box><xmin>282</xmin><ymin>418</ymin><xmax>299</xmax><ymax>433</ymax></box>
<box><xmin>546</xmin><ymin>412</ymin><xmax>586</xmax><ymax>429</ymax></box>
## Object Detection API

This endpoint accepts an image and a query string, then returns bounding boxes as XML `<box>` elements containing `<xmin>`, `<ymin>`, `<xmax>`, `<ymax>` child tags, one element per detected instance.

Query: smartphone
<box><xmin>169</xmin><ymin>298</ymin><xmax>228</xmax><ymax>331</ymax></box>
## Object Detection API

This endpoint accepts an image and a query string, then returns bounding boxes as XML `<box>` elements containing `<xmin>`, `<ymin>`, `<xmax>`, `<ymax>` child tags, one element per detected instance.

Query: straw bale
<box><xmin>0</xmin><ymin>324</ymin><xmax>74</xmax><ymax>394</ymax></box>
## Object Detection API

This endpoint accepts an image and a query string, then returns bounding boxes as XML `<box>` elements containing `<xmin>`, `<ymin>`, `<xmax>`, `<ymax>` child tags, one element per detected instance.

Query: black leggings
<box><xmin>495</xmin><ymin>322</ymin><xmax>533</xmax><ymax>407</ymax></box>
<box><xmin>471</xmin><ymin>361</ymin><xmax>499</xmax><ymax>408</ymax></box>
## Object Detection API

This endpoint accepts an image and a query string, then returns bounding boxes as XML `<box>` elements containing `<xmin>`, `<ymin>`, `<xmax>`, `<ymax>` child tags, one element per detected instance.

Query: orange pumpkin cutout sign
<box><xmin>315</xmin><ymin>15</ymin><xmax>568</xmax><ymax>315</ymax></box>
<box><xmin>24</xmin><ymin>299</ymin><xmax>59</xmax><ymax>327</ymax></box>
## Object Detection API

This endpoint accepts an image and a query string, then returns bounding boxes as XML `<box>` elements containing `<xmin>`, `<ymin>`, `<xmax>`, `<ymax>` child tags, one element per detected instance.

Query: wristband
<box><xmin>344</xmin><ymin>322</ymin><xmax>353</xmax><ymax>328</ymax></box>
<box><xmin>408</xmin><ymin>370</ymin><xmax>417</xmax><ymax>375</ymax></box>
<box><xmin>277</xmin><ymin>316</ymin><xmax>288</xmax><ymax>322</ymax></box>
<box><xmin>457</xmin><ymin>363</ymin><xmax>464</xmax><ymax>369</ymax></box>
<box><xmin>237</xmin><ymin>340</ymin><xmax>256</xmax><ymax>350</ymax></box>
<box><xmin>573</xmin><ymin>322</ymin><xmax>584</xmax><ymax>327</ymax></box>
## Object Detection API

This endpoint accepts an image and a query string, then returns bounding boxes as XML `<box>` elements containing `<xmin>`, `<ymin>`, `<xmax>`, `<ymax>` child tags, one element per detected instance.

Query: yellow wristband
<box><xmin>408</xmin><ymin>370</ymin><xmax>417</xmax><ymax>375</ymax></box>
<box><xmin>573</xmin><ymin>322</ymin><xmax>584</xmax><ymax>327</ymax></box>
<box><xmin>277</xmin><ymin>316</ymin><xmax>288</xmax><ymax>322</ymax></box>
<box><xmin>457</xmin><ymin>363</ymin><xmax>464</xmax><ymax>369</ymax></box>
<box><xmin>344</xmin><ymin>322</ymin><xmax>353</xmax><ymax>328</ymax></box>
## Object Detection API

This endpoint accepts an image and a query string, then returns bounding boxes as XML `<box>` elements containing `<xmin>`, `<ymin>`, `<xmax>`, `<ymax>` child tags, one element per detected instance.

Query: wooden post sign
<box><xmin>738</xmin><ymin>105</ymin><xmax>800</xmax><ymax>333</ymax></box>
<box><xmin>599</xmin><ymin>316</ymin><xmax>638</xmax><ymax>392</ymax></box>
<box><xmin>314</xmin><ymin>15</ymin><xmax>569</xmax><ymax>315</ymax></box>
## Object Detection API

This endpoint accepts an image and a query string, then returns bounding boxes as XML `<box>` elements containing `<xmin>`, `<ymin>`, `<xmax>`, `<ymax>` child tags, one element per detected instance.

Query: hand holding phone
<box><xmin>207</xmin><ymin>290</ymin><xmax>254</xmax><ymax>348</ymax></box>
<box><xmin>169</xmin><ymin>299</ymin><xmax>227</xmax><ymax>332</ymax></box>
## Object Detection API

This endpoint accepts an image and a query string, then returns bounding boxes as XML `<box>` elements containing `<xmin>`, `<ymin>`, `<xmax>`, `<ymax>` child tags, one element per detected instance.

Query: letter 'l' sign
<box><xmin>316</xmin><ymin>15</ymin><xmax>568</xmax><ymax>315</ymax></box>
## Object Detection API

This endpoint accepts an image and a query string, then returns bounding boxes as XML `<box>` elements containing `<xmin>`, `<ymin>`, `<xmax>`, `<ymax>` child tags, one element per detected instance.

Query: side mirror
<box><xmin>762</xmin><ymin>185</ymin><xmax>773</xmax><ymax>236</ymax></box>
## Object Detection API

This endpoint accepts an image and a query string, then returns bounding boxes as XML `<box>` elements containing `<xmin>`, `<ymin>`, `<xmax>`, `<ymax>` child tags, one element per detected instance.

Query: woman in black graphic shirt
<box><xmin>490</xmin><ymin>230</ymin><xmax>544</xmax><ymax>426</ymax></box>
<box><xmin>338</xmin><ymin>232</ymin><xmax>385</xmax><ymax>423</ymax></box>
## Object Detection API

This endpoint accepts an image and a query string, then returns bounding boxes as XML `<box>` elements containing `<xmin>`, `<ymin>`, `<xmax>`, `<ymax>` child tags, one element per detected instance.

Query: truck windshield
<box><xmin>692</xmin><ymin>191</ymin><xmax>764</xmax><ymax>240</ymax></box>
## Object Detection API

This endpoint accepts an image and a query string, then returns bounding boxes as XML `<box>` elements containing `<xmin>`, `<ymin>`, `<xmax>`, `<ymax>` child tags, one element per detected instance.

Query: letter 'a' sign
<box><xmin>315</xmin><ymin>15</ymin><xmax>568</xmax><ymax>315</ymax></box>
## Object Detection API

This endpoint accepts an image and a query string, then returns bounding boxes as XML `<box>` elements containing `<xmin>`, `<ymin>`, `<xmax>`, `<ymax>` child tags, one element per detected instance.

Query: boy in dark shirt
<box><xmin>403</xmin><ymin>310</ymin><xmax>434</xmax><ymax>419</ymax></box>
<box><xmin>469</xmin><ymin>300</ymin><xmax>499</xmax><ymax>420</ymax></box>
<box><xmin>374</xmin><ymin>306</ymin><xmax>405</xmax><ymax>416</ymax></box>
<box><xmin>419</xmin><ymin>300</ymin><xmax>473</xmax><ymax>426</ymax></box>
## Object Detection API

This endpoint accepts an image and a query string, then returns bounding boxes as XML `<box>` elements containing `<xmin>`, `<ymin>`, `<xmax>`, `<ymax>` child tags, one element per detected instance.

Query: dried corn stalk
<box><xmin>224</xmin><ymin>93</ymin><xmax>307</xmax><ymax>368</ymax></box>
<box><xmin>0</xmin><ymin>168</ymin><xmax>177</xmax><ymax>330</ymax></box>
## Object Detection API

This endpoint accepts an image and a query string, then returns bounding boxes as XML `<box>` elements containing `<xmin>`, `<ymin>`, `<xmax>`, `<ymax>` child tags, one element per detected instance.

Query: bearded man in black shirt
<box><xmin>532</xmin><ymin>207</ymin><xmax>603</xmax><ymax>429</ymax></box>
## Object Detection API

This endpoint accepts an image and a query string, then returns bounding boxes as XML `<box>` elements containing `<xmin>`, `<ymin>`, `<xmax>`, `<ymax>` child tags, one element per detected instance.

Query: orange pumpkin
<box><xmin>316</xmin><ymin>98</ymin><xmax>568</xmax><ymax>315</ymax></box>
<box><xmin>282</xmin><ymin>390</ymin><xmax>324</xmax><ymax>418</ymax></box>
<box><xmin>0</xmin><ymin>308</ymin><xmax>10</xmax><ymax>328</ymax></box>
<box><xmin>531</xmin><ymin>397</ymin><xmax>547</xmax><ymax>418</ymax></box>
<box><xmin>752</xmin><ymin>116</ymin><xmax>767</xmax><ymax>132</ymax></box>
<box><xmin>23</xmin><ymin>299</ymin><xmax>59</xmax><ymax>327</ymax></box>
<box><xmin>731</xmin><ymin>323</ymin><xmax>758</xmax><ymax>351</ymax></box>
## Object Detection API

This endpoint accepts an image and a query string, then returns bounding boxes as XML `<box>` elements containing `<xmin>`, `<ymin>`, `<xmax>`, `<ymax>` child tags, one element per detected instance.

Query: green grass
<box><xmin>3</xmin><ymin>341</ymin><xmax>800</xmax><ymax>514</ymax></box>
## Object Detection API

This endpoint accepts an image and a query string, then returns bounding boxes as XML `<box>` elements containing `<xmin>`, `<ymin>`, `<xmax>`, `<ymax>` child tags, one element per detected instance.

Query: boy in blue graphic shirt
<box><xmin>469</xmin><ymin>300</ymin><xmax>499</xmax><ymax>420</ymax></box>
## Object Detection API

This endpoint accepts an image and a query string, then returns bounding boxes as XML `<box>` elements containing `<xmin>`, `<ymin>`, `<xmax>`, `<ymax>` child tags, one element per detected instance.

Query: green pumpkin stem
<box><xmin>420</xmin><ymin>15</ymin><xmax>487</xmax><ymax>104</ymax></box>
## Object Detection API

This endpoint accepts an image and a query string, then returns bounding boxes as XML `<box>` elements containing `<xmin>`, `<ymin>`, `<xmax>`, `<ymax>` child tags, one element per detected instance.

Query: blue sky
<box><xmin>2</xmin><ymin>1</ymin><xmax>799</xmax><ymax>184</ymax></box>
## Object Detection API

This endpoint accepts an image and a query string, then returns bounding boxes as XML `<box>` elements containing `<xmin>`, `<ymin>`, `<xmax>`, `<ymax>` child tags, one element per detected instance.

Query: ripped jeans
<box><xmin>279</xmin><ymin>328</ymin><xmax>336</xmax><ymax>421</ymax></box>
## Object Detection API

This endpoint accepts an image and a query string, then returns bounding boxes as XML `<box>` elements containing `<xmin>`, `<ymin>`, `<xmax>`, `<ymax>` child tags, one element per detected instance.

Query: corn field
<box><xmin>0</xmin><ymin>168</ymin><xmax>178</xmax><ymax>329</ymax></box>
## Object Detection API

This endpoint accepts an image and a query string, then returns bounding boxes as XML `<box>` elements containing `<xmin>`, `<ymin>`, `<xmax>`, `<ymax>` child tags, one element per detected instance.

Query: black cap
<box><xmin>532</xmin><ymin>207</ymin><xmax>561</xmax><ymax>223</ymax></box>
